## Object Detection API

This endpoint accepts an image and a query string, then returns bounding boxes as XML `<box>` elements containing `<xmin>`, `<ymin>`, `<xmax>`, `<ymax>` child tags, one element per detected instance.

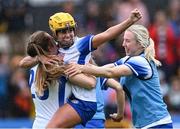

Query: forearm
<box><xmin>19</xmin><ymin>56</ymin><xmax>38</xmax><ymax>69</ymax></box>
<box><xmin>105</xmin><ymin>18</ymin><xmax>134</xmax><ymax>39</ymax></box>
<box><xmin>81</xmin><ymin>64</ymin><xmax>112</xmax><ymax>78</ymax></box>
<box><xmin>106</xmin><ymin>79</ymin><xmax>125</xmax><ymax>115</ymax></box>
<box><xmin>116</xmin><ymin>87</ymin><xmax>125</xmax><ymax>116</ymax></box>
<box><xmin>68</xmin><ymin>73</ymin><xmax>96</xmax><ymax>90</ymax></box>
<box><xmin>81</xmin><ymin>64</ymin><xmax>117</xmax><ymax>78</ymax></box>
<box><xmin>101</xmin><ymin>63</ymin><xmax>115</xmax><ymax>68</ymax></box>
<box><xmin>92</xmin><ymin>18</ymin><xmax>134</xmax><ymax>48</ymax></box>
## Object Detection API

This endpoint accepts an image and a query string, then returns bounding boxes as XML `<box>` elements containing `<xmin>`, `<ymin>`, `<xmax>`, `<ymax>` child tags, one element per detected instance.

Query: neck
<box><xmin>134</xmin><ymin>49</ymin><xmax>144</xmax><ymax>56</ymax></box>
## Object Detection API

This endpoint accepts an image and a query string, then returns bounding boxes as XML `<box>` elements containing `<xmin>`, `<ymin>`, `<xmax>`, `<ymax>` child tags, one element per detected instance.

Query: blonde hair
<box><xmin>127</xmin><ymin>24</ymin><xmax>161</xmax><ymax>66</ymax></box>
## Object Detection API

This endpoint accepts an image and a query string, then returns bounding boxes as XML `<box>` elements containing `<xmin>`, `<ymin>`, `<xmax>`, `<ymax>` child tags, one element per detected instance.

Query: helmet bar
<box><xmin>56</xmin><ymin>27</ymin><xmax>75</xmax><ymax>34</ymax></box>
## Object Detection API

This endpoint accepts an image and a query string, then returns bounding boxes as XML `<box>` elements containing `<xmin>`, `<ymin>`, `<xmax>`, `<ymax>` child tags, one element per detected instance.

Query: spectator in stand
<box><xmin>149</xmin><ymin>9</ymin><xmax>177</xmax><ymax>82</ymax></box>
<box><xmin>116</xmin><ymin>0</ymin><xmax>149</xmax><ymax>27</ymax></box>
<box><xmin>0</xmin><ymin>51</ymin><xmax>10</xmax><ymax>117</ymax></box>
<box><xmin>168</xmin><ymin>0</ymin><xmax>180</xmax><ymax>70</ymax></box>
<box><xmin>168</xmin><ymin>76</ymin><xmax>180</xmax><ymax>112</ymax></box>
<box><xmin>8</xmin><ymin>56</ymin><xmax>32</xmax><ymax>118</ymax></box>
<box><xmin>2</xmin><ymin>0</ymin><xmax>28</xmax><ymax>55</ymax></box>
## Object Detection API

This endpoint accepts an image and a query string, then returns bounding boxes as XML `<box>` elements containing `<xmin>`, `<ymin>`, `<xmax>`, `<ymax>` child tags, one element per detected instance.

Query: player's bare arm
<box><xmin>19</xmin><ymin>56</ymin><xmax>39</xmax><ymax>69</ymax></box>
<box><xmin>68</xmin><ymin>74</ymin><xmax>96</xmax><ymax>90</ymax></box>
<box><xmin>65</xmin><ymin>63</ymin><xmax>133</xmax><ymax>78</ymax></box>
<box><xmin>19</xmin><ymin>55</ymin><xmax>63</xmax><ymax>69</ymax></box>
<box><xmin>106</xmin><ymin>78</ymin><xmax>125</xmax><ymax>122</ymax></box>
<box><xmin>92</xmin><ymin>9</ymin><xmax>142</xmax><ymax>48</ymax></box>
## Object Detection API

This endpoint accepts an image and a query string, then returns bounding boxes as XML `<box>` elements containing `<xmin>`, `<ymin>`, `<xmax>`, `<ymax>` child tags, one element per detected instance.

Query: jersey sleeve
<box><xmin>77</xmin><ymin>35</ymin><xmax>96</xmax><ymax>54</ymax></box>
<box><xmin>124</xmin><ymin>56</ymin><xmax>153</xmax><ymax>79</ymax></box>
<box><xmin>99</xmin><ymin>77</ymin><xmax>109</xmax><ymax>90</ymax></box>
<box><xmin>114</xmin><ymin>56</ymin><xmax>130</xmax><ymax>66</ymax></box>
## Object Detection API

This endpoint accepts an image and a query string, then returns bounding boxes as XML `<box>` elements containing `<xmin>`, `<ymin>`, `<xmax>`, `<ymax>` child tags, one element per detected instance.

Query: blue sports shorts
<box><xmin>67</xmin><ymin>95</ymin><xmax>97</xmax><ymax>126</ymax></box>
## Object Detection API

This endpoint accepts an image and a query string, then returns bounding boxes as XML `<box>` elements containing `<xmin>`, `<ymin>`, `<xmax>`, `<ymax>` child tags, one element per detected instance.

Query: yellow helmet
<box><xmin>49</xmin><ymin>12</ymin><xmax>76</xmax><ymax>33</ymax></box>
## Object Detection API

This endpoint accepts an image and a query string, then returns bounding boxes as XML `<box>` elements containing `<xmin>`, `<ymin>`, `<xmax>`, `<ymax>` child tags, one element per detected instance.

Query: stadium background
<box><xmin>0</xmin><ymin>0</ymin><xmax>179</xmax><ymax>128</ymax></box>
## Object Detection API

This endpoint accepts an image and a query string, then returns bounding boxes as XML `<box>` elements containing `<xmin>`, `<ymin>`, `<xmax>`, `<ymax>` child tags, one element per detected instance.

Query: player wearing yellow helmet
<box><xmin>49</xmin><ymin>12</ymin><xmax>76</xmax><ymax>33</ymax></box>
<box><xmin>46</xmin><ymin>9</ymin><xmax>142</xmax><ymax>128</ymax></box>
<box><xmin>49</xmin><ymin>12</ymin><xmax>76</xmax><ymax>49</ymax></box>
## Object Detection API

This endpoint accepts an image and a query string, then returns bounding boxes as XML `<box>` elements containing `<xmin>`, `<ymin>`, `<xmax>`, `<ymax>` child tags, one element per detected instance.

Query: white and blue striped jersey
<box><xmin>114</xmin><ymin>53</ymin><xmax>172</xmax><ymax>128</ymax></box>
<box><xmin>58</xmin><ymin>35</ymin><xmax>96</xmax><ymax>102</ymax></box>
<box><xmin>29</xmin><ymin>65</ymin><xmax>72</xmax><ymax>129</ymax></box>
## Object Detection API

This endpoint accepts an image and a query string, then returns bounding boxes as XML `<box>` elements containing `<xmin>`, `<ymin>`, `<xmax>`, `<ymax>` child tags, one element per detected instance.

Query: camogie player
<box><xmin>65</xmin><ymin>24</ymin><xmax>173</xmax><ymax>128</ymax></box>
<box><xmin>47</xmin><ymin>9</ymin><xmax>141</xmax><ymax>128</ymax></box>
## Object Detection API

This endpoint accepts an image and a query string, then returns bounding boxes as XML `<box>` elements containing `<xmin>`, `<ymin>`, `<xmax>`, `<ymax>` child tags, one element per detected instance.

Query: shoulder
<box><xmin>114</xmin><ymin>56</ymin><xmax>130</xmax><ymax>66</ymax></box>
<box><xmin>76</xmin><ymin>35</ymin><xmax>95</xmax><ymax>52</ymax></box>
<box><xmin>125</xmin><ymin>55</ymin><xmax>153</xmax><ymax>79</ymax></box>
<box><xmin>76</xmin><ymin>35</ymin><xmax>94</xmax><ymax>43</ymax></box>
<box><xmin>126</xmin><ymin>55</ymin><xmax>148</xmax><ymax>66</ymax></box>
<box><xmin>30</xmin><ymin>65</ymin><xmax>38</xmax><ymax>72</ymax></box>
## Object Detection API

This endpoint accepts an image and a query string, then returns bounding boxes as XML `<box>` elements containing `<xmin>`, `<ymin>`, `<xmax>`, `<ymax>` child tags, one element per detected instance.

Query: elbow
<box><xmin>116</xmin><ymin>86</ymin><xmax>124</xmax><ymax>94</ymax></box>
<box><xmin>19</xmin><ymin>60</ymin><xmax>25</xmax><ymax>68</ymax></box>
<box><xmin>87</xmin><ymin>75</ymin><xmax>97</xmax><ymax>89</ymax></box>
<box><xmin>86</xmin><ymin>80</ymin><xmax>96</xmax><ymax>90</ymax></box>
<box><xmin>19</xmin><ymin>60</ymin><xmax>31</xmax><ymax>69</ymax></box>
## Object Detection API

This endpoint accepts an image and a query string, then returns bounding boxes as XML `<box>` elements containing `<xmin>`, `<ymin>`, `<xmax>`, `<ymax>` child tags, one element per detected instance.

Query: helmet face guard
<box><xmin>49</xmin><ymin>12</ymin><xmax>76</xmax><ymax>34</ymax></box>
<box><xmin>56</xmin><ymin>27</ymin><xmax>75</xmax><ymax>34</ymax></box>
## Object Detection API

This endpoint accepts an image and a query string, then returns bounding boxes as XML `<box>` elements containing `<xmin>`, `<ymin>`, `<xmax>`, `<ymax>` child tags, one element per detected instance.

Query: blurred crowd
<box><xmin>0</xmin><ymin>0</ymin><xmax>179</xmax><ymax>126</ymax></box>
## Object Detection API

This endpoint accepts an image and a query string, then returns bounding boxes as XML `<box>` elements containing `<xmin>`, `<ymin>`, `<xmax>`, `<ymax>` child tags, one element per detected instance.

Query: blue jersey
<box><xmin>92</xmin><ymin>77</ymin><xmax>108</xmax><ymax>120</ymax></box>
<box><xmin>75</xmin><ymin>77</ymin><xmax>108</xmax><ymax>128</ymax></box>
<box><xmin>58</xmin><ymin>35</ymin><xmax>97</xmax><ymax>102</ymax></box>
<box><xmin>114</xmin><ymin>53</ymin><xmax>171</xmax><ymax>128</ymax></box>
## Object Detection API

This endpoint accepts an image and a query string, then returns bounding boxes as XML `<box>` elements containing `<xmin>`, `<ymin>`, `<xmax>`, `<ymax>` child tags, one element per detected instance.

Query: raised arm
<box><xmin>92</xmin><ymin>9</ymin><xmax>142</xmax><ymax>48</ymax></box>
<box><xmin>106</xmin><ymin>78</ymin><xmax>125</xmax><ymax>122</ymax></box>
